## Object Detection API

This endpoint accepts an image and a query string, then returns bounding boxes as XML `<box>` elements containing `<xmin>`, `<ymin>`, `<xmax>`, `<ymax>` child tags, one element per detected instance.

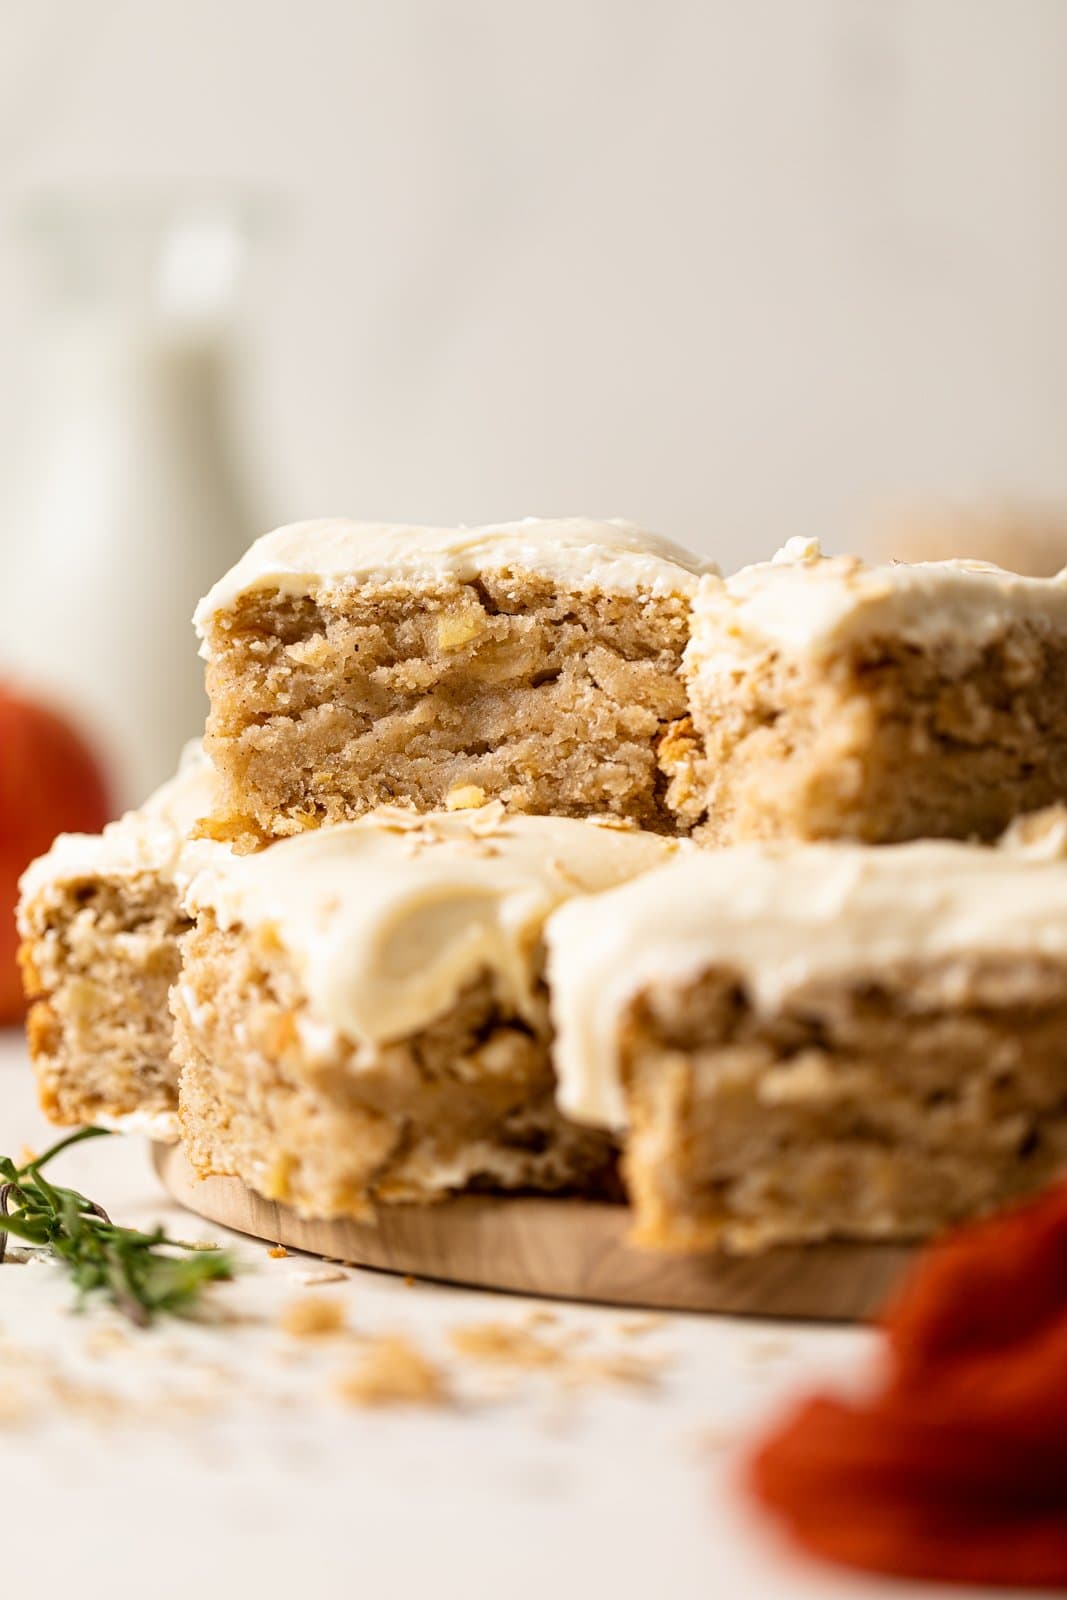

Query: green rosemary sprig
<box><xmin>0</xmin><ymin>1126</ymin><xmax>234</xmax><ymax>1326</ymax></box>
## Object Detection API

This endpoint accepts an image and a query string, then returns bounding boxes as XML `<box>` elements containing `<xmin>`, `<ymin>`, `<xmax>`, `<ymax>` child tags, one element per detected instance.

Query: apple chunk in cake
<box><xmin>662</xmin><ymin>537</ymin><xmax>1067</xmax><ymax>844</ymax></box>
<box><xmin>16</xmin><ymin>744</ymin><xmax>213</xmax><ymax>1134</ymax></box>
<box><xmin>194</xmin><ymin>518</ymin><xmax>706</xmax><ymax>846</ymax></box>
<box><xmin>171</xmin><ymin>807</ymin><xmax>678</xmax><ymax>1218</ymax></box>
<box><xmin>547</xmin><ymin>838</ymin><xmax>1067</xmax><ymax>1253</ymax></box>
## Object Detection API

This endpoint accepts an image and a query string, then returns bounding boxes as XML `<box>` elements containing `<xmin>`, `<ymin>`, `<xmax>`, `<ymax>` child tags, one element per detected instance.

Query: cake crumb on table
<box><xmin>279</xmin><ymin>1296</ymin><xmax>347</xmax><ymax>1338</ymax></box>
<box><xmin>450</xmin><ymin>1320</ymin><xmax>669</xmax><ymax>1389</ymax></box>
<box><xmin>450</xmin><ymin>1322</ymin><xmax>563</xmax><ymax>1369</ymax></box>
<box><xmin>336</xmin><ymin>1336</ymin><xmax>450</xmax><ymax>1408</ymax></box>
<box><xmin>616</xmin><ymin>1315</ymin><xmax>667</xmax><ymax>1338</ymax></box>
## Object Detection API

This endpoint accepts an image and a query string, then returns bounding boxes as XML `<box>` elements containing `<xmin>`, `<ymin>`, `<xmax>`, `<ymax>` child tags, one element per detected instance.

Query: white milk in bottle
<box><xmin>1</xmin><ymin>190</ymin><xmax>258</xmax><ymax>806</ymax></box>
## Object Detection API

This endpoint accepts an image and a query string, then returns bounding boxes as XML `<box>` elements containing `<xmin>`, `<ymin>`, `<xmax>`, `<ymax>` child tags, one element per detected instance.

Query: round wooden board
<box><xmin>152</xmin><ymin>1142</ymin><xmax>914</xmax><ymax>1322</ymax></box>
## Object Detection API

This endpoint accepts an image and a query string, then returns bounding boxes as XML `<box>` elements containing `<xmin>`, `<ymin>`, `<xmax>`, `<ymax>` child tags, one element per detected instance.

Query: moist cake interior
<box><xmin>670</xmin><ymin>623</ymin><xmax>1067</xmax><ymax>844</ymax></box>
<box><xmin>202</xmin><ymin>573</ymin><xmax>691</xmax><ymax>845</ymax></box>
<box><xmin>21</xmin><ymin>874</ymin><xmax>188</xmax><ymax>1126</ymax></box>
<box><xmin>173</xmin><ymin>912</ymin><xmax>617</xmax><ymax>1218</ymax></box>
<box><xmin>622</xmin><ymin>958</ymin><xmax>1067</xmax><ymax>1253</ymax></box>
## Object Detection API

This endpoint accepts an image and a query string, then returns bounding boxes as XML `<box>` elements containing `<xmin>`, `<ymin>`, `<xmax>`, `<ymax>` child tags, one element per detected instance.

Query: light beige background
<box><xmin>1</xmin><ymin>0</ymin><xmax>1065</xmax><ymax>572</ymax></box>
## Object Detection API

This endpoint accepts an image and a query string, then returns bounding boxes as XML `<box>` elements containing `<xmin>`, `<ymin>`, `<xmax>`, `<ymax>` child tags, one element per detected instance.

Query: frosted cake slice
<box><xmin>547</xmin><ymin>836</ymin><xmax>1067</xmax><ymax>1253</ymax></box>
<box><xmin>17</xmin><ymin>743</ymin><xmax>214</xmax><ymax>1135</ymax></box>
<box><xmin>194</xmin><ymin>518</ymin><xmax>707</xmax><ymax>847</ymax></box>
<box><xmin>662</xmin><ymin>537</ymin><xmax>1067</xmax><ymax>843</ymax></box>
<box><xmin>171</xmin><ymin>806</ymin><xmax>678</xmax><ymax>1218</ymax></box>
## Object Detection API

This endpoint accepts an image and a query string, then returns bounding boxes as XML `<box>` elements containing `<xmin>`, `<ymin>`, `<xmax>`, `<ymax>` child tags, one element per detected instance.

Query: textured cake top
<box><xmin>547</xmin><ymin>836</ymin><xmax>1067</xmax><ymax>1129</ymax></box>
<box><xmin>181</xmin><ymin>806</ymin><xmax>679</xmax><ymax>1049</ymax></box>
<box><xmin>194</xmin><ymin>517</ymin><xmax>709</xmax><ymax>638</ymax></box>
<box><xmin>17</xmin><ymin>741</ymin><xmax>214</xmax><ymax>909</ymax></box>
<box><xmin>690</xmin><ymin>536</ymin><xmax>1067</xmax><ymax>665</ymax></box>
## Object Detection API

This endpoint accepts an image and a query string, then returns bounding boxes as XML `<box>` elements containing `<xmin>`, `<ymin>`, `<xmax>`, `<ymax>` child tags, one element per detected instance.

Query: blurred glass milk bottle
<box><xmin>1</xmin><ymin>189</ymin><xmax>258</xmax><ymax>806</ymax></box>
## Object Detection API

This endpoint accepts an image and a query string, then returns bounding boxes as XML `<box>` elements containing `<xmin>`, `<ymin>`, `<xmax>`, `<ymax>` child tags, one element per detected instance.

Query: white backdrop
<box><xmin>1</xmin><ymin>0</ymin><xmax>1065</xmax><ymax>573</ymax></box>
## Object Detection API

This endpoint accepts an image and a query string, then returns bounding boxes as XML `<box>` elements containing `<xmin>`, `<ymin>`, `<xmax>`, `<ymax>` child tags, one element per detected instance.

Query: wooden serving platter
<box><xmin>152</xmin><ymin>1142</ymin><xmax>913</xmax><ymax>1321</ymax></box>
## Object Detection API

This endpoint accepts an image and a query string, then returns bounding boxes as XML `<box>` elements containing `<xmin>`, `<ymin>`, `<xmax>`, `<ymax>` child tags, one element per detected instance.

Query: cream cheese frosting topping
<box><xmin>181</xmin><ymin>806</ymin><xmax>679</xmax><ymax>1050</ymax></box>
<box><xmin>690</xmin><ymin>538</ymin><xmax>1067</xmax><ymax>666</ymax></box>
<box><xmin>17</xmin><ymin>740</ymin><xmax>214</xmax><ymax>910</ymax></box>
<box><xmin>194</xmin><ymin>517</ymin><xmax>710</xmax><ymax>644</ymax></box>
<box><xmin>547</xmin><ymin>838</ymin><xmax>1067</xmax><ymax>1130</ymax></box>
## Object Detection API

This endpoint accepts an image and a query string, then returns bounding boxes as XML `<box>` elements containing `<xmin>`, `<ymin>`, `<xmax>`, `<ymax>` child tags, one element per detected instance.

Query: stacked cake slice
<box><xmin>194</xmin><ymin>517</ymin><xmax>707</xmax><ymax>846</ymax></box>
<box><xmin>18</xmin><ymin>741</ymin><xmax>214</xmax><ymax>1135</ymax></box>
<box><xmin>173</xmin><ymin>808</ymin><xmax>676</xmax><ymax>1216</ymax></box>
<box><xmin>663</xmin><ymin>536</ymin><xmax>1067</xmax><ymax>843</ymax></box>
<box><xmin>19</xmin><ymin>516</ymin><xmax>1067</xmax><ymax>1254</ymax></box>
<box><xmin>548</xmin><ymin>827</ymin><xmax>1067</xmax><ymax>1251</ymax></box>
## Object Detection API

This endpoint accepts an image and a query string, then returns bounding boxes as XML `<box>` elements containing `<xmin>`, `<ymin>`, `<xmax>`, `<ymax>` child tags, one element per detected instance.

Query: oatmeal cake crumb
<box><xmin>336</xmin><ymin>1336</ymin><xmax>450</xmax><ymax>1408</ymax></box>
<box><xmin>279</xmin><ymin>1296</ymin><xmax>347</xmax><ymax>1338</ymax></box>
<box><xmin>449</xmin><ymin>1322</ymin><xmax>563</xmax><ymax>1369</ymax></box>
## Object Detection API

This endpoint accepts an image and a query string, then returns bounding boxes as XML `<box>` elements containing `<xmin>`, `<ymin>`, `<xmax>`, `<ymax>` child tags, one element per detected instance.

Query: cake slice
<box><xmin>17</xmin><ymin>743</ymin><xmax>215</xmax><ymax>1135</ymax></box>
<box><xmin>547</xmin><ymin>836</ymin><xmax>1067</xmax><ymax>1253</ymax></box>
<box><xmin>194</xmin><ymin>518</ymin><xmax>707</xmax><ymax>847</ymax></box>
<box><xmin>171</xmin><ymin>806</ymin><xmax>679</xmax><ymax>1218</ymax></box>
<box><xmin>663</xmin><ymin>537</ymin><xmax>1067</xmax><ymax>843</ymax></box>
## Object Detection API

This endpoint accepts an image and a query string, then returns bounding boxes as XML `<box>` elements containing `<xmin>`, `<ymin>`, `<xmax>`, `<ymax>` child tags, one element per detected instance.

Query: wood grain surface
<box><xmin>153</xmin><ymin>1142</ymin><xmax>914</xmax><ymax>1321</ymax></box>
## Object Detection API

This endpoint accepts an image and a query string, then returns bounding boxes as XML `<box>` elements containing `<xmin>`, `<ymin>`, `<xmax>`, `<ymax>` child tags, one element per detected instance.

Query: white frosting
<box><xmin>693</xmin><ymin>538</ymin><xmax>1067</xmax><ymax>665</ymax></box>
<box><xmin>194</xmin><ymin>516</ymin><xmax>709</xmax><ymax>645</ymax></box>
<box><xmin>182</xmin><ymin>806</ymin><xmax>679</xmax><ymax>1050</ymax></box>
<box><xmin>547</xmin><ymin>838</ymin><xmax>1067</xmax><ymax>1130</ymax></box>
<box><xmin>94</xmin><ymin>1108</ymin><xmax>181</xmax><ymax>1144</ymax></box>
<box><xmin>999</xmin><ymin>805</ymin><xmax>1067</xmax><ymax>861</ymax></box>
<box><xmin>17</xmin><ymin>741</ymin><xmax>214</xmax><ymax>915</ymax></box>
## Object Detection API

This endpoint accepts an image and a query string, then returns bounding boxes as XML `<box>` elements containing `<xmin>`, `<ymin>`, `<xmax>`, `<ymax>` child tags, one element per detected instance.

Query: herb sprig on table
<box><xmin>0</xmin><ymin>1127</ymin><xmax>234</xmax><ymax>1326</ymax></box>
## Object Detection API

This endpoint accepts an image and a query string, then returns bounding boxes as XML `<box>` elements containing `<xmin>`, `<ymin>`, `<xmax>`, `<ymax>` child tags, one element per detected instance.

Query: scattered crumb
<box><xmin>267</xmin><ymin>1245</ymin><xmax>289</xmax><ymax>1260</ymax></box>
<box><xmin>450</xmin><ymin>1322</ymin><xmax>564</xmax><ymax>1370</ymax></box>
<box><xmin>47</xmin><ymin>1373</ymin><xmax>127</xmax><ymax>1426</ymax></box>
<box><xmin>0</xmin><ymin>1381</ymin><xmax>34</xmax><ymax>1427</ymax></box>
<box><xmin>279</xmin><ymin>1296</ymin><xmax>347</xmax><ymax>1339</ymax></box>
<box><xmin>617</xmin><ymin>1315</ymin><xmax>667</xmax><ymax>1338</ymax></box>
<box><xmin>747</xmin><ymin>1337</ymin><xmax>792</xmax><ymax>1364</ymax></box>
<box><xmin>575</xmin><ymin>1351</ymin><xmax>666</xmax><ymax>1389</ymax></box>
<box><xmin>403</xmin><ymin>1275</ymin><xmax>417</xmax><ymax>1288</ymax></box>
<box><xmin>83</xmin><ymin>1325</ymin><xmax>131</xmax><ymax>1359</ymax></box>
<box><xmin>450</xmin><ymin>1319</ymin><xmax>669</xmax><ymax>1390</ymax></box>
<box><xmin>523</xmin><ymin>1309</ymin><xmax>559</xmax><ymax>1329</ymax></box>
<box><xmin>336</xmin><ymin>1336</ymin><xmax>450</xmax><ymax>1408</ymax></box>
<box><xmin>303</xmin><ymin>1268</ymin><xmax>348</xmax><ymax>1287</ymax></box>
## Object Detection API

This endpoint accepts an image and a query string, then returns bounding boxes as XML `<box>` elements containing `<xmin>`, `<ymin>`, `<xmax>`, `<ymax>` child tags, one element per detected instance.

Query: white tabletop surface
<box><xmin>0</xmin><ymin>1031</ymin><xmax>1036</xmax><ymax>1600</ymax></box>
